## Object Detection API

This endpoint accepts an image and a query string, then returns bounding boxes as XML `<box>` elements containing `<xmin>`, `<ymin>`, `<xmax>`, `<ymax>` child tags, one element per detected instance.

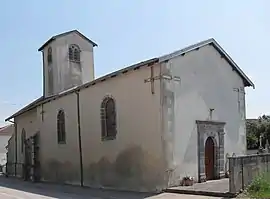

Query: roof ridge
<box><xmin>38</xmin><ymin>30</ymin><xmax>97</xmax><ymax>51</ymax></box>
<box><xmin>5</xmin><ymin>38</ymin><xmax>254</xmax><ymax>121</ymax></box>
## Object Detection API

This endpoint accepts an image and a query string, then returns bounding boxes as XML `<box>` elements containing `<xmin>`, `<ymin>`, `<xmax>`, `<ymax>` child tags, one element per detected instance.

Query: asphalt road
<box><xmin>0</xmin><ymin>176</ymin><xmax>230</xmax><ymax>199</ymax></box>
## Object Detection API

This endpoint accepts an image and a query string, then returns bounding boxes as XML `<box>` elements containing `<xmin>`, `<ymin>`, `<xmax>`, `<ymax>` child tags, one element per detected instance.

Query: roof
<box><xmin>38</xmin><ymin>30</ymin><xmax>98</xmax><ymax>51</ymax></box>
<box><xmin>5</xmin><ymin>95</ymin><xmax>57</xmax><ymax>121</ymax></box>
<box><xmin>5</xmin><ymin>58</ymin><xmax>159</xmax><ymax>121</ymax></box>
<box><xmin>0</xmin><ymin>124</ymin><xmax>14</xmax><ymax>136</ymax></box>
<box><xmin>5</xmin><ymin>96</ymin><xmax>44</xmax><ymax>121</ymax></box>
<box><xmin>159</xmin><ymin>38</ymin><xmax>254</xmax><ymax>88</ymax></box>
<box><xmin>6</xmin><ymin>38</ymin><xmax>254</xmax><ymax>121</ymax></box>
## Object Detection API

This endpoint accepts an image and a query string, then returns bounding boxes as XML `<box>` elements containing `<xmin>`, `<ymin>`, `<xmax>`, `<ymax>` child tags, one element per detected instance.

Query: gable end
<box><xmin>159</xmin><ymin>38</ymin><xmax>254</xmax><ymax>88</ymax></box>
<box><xmin>38</xmin><ymin>30</ymin><xmax>97</xmax><ymax>51</ymax></box>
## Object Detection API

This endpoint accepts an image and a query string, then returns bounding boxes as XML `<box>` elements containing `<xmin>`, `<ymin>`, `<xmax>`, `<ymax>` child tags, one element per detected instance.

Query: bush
<box><xmin>245</xmin><ymin>172</ymin><xmax>270</xmax><ymax>198</ymax></box>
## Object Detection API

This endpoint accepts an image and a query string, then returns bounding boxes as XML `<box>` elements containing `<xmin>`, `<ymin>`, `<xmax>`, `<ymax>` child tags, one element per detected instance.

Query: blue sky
<box><xmin>0</xmin><ymin>0</ymin><xmax>269</xmax><ymax>126</ymax></box>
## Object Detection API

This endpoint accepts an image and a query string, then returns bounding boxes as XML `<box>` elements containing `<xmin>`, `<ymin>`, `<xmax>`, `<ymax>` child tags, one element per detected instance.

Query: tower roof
<box><xmin>38</xmin><ymin>30</ymin><xmax>98</xmax><ymax>51</ymax></box>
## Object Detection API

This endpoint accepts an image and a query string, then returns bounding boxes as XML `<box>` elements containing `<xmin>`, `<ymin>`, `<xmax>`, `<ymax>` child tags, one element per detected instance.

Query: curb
<box><xmin>165</xmin><ymin>188</ymin><xmax>237</xmax><ymax>198</ymax></box>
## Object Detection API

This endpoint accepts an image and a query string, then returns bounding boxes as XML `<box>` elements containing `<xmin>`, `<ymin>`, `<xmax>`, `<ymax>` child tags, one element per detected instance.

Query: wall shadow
<box><xmin>0</xmin><ymin>175</ymin><xmax>158</xmax><ymax>199</ymax></box>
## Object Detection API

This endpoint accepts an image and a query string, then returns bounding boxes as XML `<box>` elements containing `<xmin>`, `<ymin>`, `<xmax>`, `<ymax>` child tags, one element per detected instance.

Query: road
<box><xmin>0</xmin><ymin>176</ymin><xmax>230</xmax><ymax>199</ymax></box>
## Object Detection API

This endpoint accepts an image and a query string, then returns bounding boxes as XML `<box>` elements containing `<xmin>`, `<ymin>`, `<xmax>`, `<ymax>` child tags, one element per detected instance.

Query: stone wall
<box><xmin>229</xmin><ymin>153</ymin><xmax>270</xmax><ymax>194</ymax></box>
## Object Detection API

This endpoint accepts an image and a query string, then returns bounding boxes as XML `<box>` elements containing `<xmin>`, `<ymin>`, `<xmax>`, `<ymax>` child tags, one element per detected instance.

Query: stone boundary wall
<box><xmin>229</xmin><ymin>153</ymin><xmax>270</xmax><ymax>193</ymax></box>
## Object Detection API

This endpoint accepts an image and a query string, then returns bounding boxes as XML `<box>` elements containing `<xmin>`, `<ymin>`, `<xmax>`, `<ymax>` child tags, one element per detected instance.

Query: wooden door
<box><xmin>205</xmin><ymin>137</ymin><xmax>215</xmax><ymax>180</ymax></box>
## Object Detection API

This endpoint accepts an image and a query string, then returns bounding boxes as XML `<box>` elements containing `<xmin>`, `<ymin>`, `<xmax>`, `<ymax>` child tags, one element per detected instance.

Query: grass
<box><xmin>243</xmin><ymin>172</ymin><xmax>270</xmax><ymax>198</ymax></box>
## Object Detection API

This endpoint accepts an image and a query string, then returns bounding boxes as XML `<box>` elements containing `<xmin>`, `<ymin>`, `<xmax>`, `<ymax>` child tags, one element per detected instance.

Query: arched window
<box><xmin>68</xmin><ymin>44</ymin><xmax>80</xmax><ymax>62</ymax></box>
<box><xmin>68</xmin><ymin>47</ymin><xmax>73</xmax><ymax>61</ymax></box>
<box><xmin>57</xmin><ymin>110</ymin><xmax>66</xmax><ymax>144</ymax></box>
<box><xmin>47</xmin><ymin>47</ymin><xmax>52</xmax><ymax>64</ymax></box>
<box><xmin>100</xmin><ymin>97</ymin><xmax>117</xmax><ymax>140</ymax></box>
<box><xmin>74</xmin><ymin>48</ymin><xmax>80</xmax><ymax>61</ymax></box>
<box><xmin>21</xmin><ymin>129</ymin><xmax>26</xmax><ymax>153</ymax></box>
<box><xmin>48</xmin><ymin>64</ymin><xmax>54</xmax><ymax>95</ymax></box>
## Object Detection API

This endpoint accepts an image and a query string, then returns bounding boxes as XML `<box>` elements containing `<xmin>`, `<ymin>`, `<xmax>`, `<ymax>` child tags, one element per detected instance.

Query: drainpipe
<box><xmin>75</xmin><ymin>91</ymin><xmax>84</xmax><ymax>187</ymax></box>
<box><xmin>7</xmin><ymin>119</ymin><xmax>17</xmax><ymax>176</ymax></box>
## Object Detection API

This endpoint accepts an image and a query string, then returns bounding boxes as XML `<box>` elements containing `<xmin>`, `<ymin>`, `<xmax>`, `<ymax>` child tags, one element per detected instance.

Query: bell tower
<box><xmin>38</xmin><ymin>30</ymin><xmax>97</xmax><ymax>97</ymax></box>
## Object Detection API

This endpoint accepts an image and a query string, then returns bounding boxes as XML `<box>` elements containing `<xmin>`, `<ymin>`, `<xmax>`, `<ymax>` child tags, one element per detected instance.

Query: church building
<box><xmin>5</xmin><ymin>30</ymin><xmax>254</xmax><ymax>192</ymax></box>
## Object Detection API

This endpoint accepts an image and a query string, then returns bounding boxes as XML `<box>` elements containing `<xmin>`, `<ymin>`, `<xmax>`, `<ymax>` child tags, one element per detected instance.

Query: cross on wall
<box><xmin>233</xmin><ymin>87</ymin><xmax>245</xmax><ymax>112</ymax></box>
<box><xmin>40</xmin><ymin>105</ymin><xmax>45</xmax><ymax>121</ymax></box>
<box><xmin>144</xmin><ymin>66</ymin><xmax>158</xmax><ymax>94</ymax></box>
<box><xmin>144</xmin><ymin>66</ymin><xmax>181</xmax><ymax>95</ymax></box>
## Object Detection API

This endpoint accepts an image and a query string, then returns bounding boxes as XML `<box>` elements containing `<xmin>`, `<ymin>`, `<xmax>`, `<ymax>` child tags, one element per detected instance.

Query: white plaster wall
<box><xmin>42</xmin><ymin>32</ymin><xmax>95</xmax><ymax>97</ymax></box>
<box><xmin>162</xmin><ymin>45</ymin><xmax>247</xmax><ymax>183</ymax></box>
<box><xmin>79</xmin><ymin>64</ymin><xmax>165</xmax><ymax>191</ymax></box>
<box><xmin>12</xmin><ymin>95</ymin><xmax>81</xmax><ymax>183</ymax></box>
<box><xmin>29</xmin><ymin>62</ymin><xmax>165</xmax><ymax>191</ymax></box>
<box><xmin>0</xmin><ymin>136</ymin><xmax>11</xmax><ymax>154</ymax></box>
<box><xmin>0</xmin><ymin>135</ymin><xmax>11</xmax><ymax>164</ymax></box>
<box><xmin>39</xmin><ymin>94</ymin><xmax>81</xmax><ymax>185</ymax></box>
<box><xmin>7</xmin><ymin>134</ymin><xmax>15</xmax><ymax>168</ymax></box>
<box><xmin>15</xmin><ymin>108</ymin><xmax>40</xmax><ymax>177</ymax></box>
<box><xmin>5</xmin><ymin>127</ymin><xmax>15</xmax><ymax>174</ymax></box>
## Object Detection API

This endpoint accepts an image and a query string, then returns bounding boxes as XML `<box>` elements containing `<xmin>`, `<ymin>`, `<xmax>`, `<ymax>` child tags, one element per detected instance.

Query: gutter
<box><xmin>6</xmin><ymin>119</ymin><xmax>17</xmax><ymax>176</ymax></box>
<box><xmin>75</xmin><ymin>91</ymin><xmax>84</xmax><ymax>187</ymax></box>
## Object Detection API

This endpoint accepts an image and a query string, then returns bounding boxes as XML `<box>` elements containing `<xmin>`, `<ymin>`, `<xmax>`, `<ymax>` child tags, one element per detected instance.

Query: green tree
<box><xmin>246</xmin><ymin>115</ymin><xmax>270</xmax><ymax>149</ymax></box>
<box><xmin>246</xmin><ymin>119</ymin><xmax>259</xmax><ymax>149</ymax></box>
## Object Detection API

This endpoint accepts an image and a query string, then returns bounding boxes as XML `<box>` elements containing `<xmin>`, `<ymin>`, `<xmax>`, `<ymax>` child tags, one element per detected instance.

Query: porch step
<box><xmin>165</xmin><ymin>178</ymin><xmax>236</xmax><ymax>198</ymax></box>
<box><xmin>165</xmin><ymin>187</ymin><xmax>236</xmax><ymax>198</ymax></box>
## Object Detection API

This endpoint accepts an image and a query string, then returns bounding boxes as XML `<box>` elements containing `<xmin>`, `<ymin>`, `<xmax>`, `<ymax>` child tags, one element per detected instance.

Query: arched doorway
<box><xmin>205</xmin><ymin>137</ymin><xmax>215</xmax><ymax>180</ymax></box>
